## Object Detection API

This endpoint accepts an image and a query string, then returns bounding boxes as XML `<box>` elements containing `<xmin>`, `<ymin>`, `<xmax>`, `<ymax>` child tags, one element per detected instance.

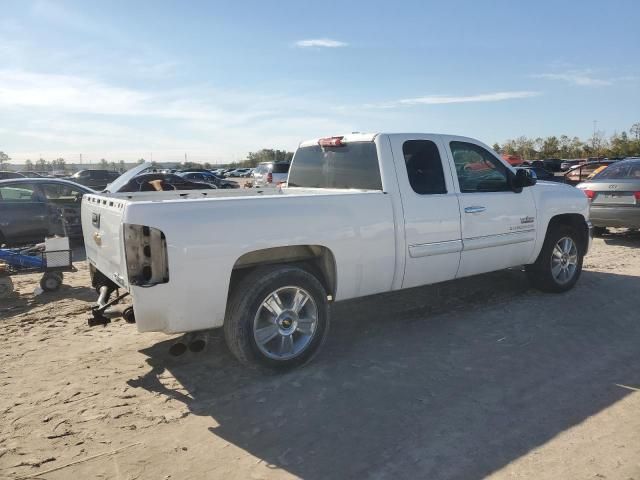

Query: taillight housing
<box><xmin>583</xmin><ymin>189</ymin><xmax>595</xmax><ymax>200</ymax></box>
<box><xmin>634</xmin><ymin>191</ymin><xmax>640</xmax><ymax>201</ymax></box>
<box><xmin>267</xmin><ymin>172</ymin><xmax>273</xmax><ymax>183</ymax></box>
<box><xmin>123</xmin><ymin>224</ymin><xmax>169</xmax><ymax>286</ymax></box>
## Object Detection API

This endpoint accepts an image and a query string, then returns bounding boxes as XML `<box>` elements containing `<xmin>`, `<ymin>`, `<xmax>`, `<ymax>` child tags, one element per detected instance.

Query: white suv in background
<box><xmin>252</xmin><ymin>162</ymin><xmax>290</xmax><ymax>187</ymax></box>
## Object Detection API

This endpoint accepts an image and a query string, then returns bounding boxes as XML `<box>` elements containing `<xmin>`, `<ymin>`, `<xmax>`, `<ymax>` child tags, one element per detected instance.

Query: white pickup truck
<box><xmin>82</xmin><ymin>133</ymin><xmax>592</xmax><ymax>370</ymax></box>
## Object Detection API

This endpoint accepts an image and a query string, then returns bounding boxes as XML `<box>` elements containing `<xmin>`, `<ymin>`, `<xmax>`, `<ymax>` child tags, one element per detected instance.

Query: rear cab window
<box><xmin>288</xmin><ymin>142</ymin><xmax>382</xmax><ymax>190</ymax></box>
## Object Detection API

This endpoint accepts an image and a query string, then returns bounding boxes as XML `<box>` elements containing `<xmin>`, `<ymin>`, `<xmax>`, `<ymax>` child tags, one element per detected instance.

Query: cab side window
<box><xmin>402</xmin><ymin>140</ymin><xmax>447</xmax><ymax>194</ymax></box>
<box><xmin>450</xmin><ymin>141</ymin><xmax>511</xmax><ymax>193</ymax></box>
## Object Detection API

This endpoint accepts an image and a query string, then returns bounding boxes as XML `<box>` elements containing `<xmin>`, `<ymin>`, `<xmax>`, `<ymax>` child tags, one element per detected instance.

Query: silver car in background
<box><xmin>577</xmin><ymin>158</ymin><xmax>640</xmax><ymax>233</ymax></box>
<box><xmin>252</xmin><ymin>161</ymin><xmax>290</xmax><ymax>187</ymax></box>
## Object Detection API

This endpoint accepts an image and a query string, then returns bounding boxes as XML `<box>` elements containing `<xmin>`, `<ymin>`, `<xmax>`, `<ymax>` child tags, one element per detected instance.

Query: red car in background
<box><xmin>502</xmin><ymin>154</ymin><xmax>524</xmax><ymax>166</ymax></box>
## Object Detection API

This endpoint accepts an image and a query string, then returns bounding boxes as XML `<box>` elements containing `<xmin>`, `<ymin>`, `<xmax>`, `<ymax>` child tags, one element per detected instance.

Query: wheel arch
<box><xmin>227</xmin><ymin>245</ymin><xmax>337</xmax><ymax>305</ymax></box>
<box><xmin>544</xmin><ymin>213</ymin><xmax>590</xmax><ymax>253</ymax></box>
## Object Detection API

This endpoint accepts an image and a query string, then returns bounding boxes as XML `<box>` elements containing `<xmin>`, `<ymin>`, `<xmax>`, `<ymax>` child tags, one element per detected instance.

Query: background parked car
<box><xmin>577</xmin><ymin>158</ymin><xmax>640</xmax><ymax>234</ymax></box>
<box><xmin>68</xmin><ymin>169</ymin><xmax>120</xmax><ymax>190</ymax></box>
<box><xmin>560</xmin><ymin>159</ymin><xmax>583</xmax><ymax>171</ymax></box>
<box><xmin>178</xmin><ymin>171</ymin><xmax>240</xmax><ymax>188</ymax></box>
<box><xmin>252</xmin><ymin>161</ymin><xmax>290</xmax><ymax>187</ymax></box>
<box><xmin>542</xmin><ymin>158</ymin><xmax>564</xmax><ymax>172</ymax></box>
<box><xmin>564</xmin><ymin>161</ymin><xmax>616</xmax><ymax>186</ymax></box>
<box><xmin>115</xmin><ymin>173</ymin><xmax>214</xmax><ymax>192</ymax></box>
<box><xmin>501</xmin><ymin>154</ymin><xmax>523</xmax><ymax>166</ymax></box>
<box><xmin>235</xmin><ymin>168</ymin><xmax>253</xmax><ymax>177</ymax></box>
<box><xmin>0</xmin><ymin>171</ymin><xmax>25</xmax><ymax>180</ymax></box>
<box><xmin>17</xmin><ymin>171</ymin><xmax>45</xmax><ymax>178</ymax></box>
<box><xmin>517</xmin><ymin>166</ymin><xmax>558</xmax><ymax>182</ymax></box>
<box><xmin>0</xmin><ymin>178</ymin><xmax>93</xmax><ymax>245</ymax></box>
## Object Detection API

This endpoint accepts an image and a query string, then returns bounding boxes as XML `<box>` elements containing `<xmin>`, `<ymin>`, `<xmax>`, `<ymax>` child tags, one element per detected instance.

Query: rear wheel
<box><xmin>224</xmin><ymin>265</ymin><xmax>330</xmax><ymax>371</ymax></box>
<box><xmin>526</xmin><ymin>225</ymin><xmax>584</xmax><ymax>293</ymax></box>
<box><xmin>122</xmin><ymin>306</ymin><xmax>136</xmax><ymax>324</ymax></box>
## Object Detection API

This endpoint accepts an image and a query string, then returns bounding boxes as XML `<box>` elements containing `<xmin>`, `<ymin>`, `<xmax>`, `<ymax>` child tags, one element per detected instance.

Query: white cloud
<box><xmin>0</xmin><ymin>70</ymin><xmax>149</xmax><ymax>115</ymax></box>
<box><xmin>0</xmin><ymin>69</ymin><xmax>276</xmax><ymax>125</ymax></box>
<box><xmin>532</xmin><ymin>71</ymin><xmax>611</xmax><ymax>86</ymax></box>
<box><xmin>368</xmin><ymin>91</ymin><xmax>540</xmax><ymax>108</ymax></box>
<box><xmin>295</xmin><ymin>38</ymin><xmax>348</xmax><ymax>48</ymax></box>
<box><xmin>0</xmin><ymin>68</ymin><xmax>357</xmax><ymax>163</ymax></box>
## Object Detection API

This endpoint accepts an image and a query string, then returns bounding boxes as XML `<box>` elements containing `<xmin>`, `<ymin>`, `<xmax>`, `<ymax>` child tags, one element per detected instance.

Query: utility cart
<box><xmin>0</xmin><ymin>237</ymin><xmax>76</xmax><ymax>298</ymax></box>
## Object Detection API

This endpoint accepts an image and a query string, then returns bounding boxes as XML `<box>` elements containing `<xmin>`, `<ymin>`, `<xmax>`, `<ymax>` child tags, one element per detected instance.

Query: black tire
<box><xmin>224</xmin><ymin>265</ymin><xmax>330</xmax><ymax>371</ymax></box>
<box><xmin>526</xmin><ymin>224</ymin><xmax>584</xmax><ymax>293</ymax></box>
<box><xmin>593</xmin><ymin>226</ymin><xmax>607</xmax><ymax>236</ymax></box>
<box><xmin>0</xmin><ymin>277</ymin><xmax>14</xmax><ymax>298</ymax></box>
<box><xmin>40</xmin><ymin>272</ymin><xmax>63</xmax><ymax>292</ymax></box>
<box><xmin>122</xmin><ymin>306</ymin><xmax>136</xmax><ymax>324</ymax></box>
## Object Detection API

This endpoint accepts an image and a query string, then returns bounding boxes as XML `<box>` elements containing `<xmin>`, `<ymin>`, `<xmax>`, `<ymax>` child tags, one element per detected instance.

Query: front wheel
<box><xmin>526</xmin><ymin>225</ymin><xmax>584</xmax><ymax>293</ymax></box>
<box><xmin>224</xmin><ymin>265</ymin><xmax>330</xmax><ymax>371</ymax></box>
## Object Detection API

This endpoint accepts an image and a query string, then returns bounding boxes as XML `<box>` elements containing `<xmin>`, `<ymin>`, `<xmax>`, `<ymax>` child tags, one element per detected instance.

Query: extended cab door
<box><xmin>389</xmin><ymin>135</ymin><xmax>462</xmax><ymax>289</ymax></box>
<box><xmin>443</xmin><ymin>137</ymin><xmax>537</xmax><ymax>278</ymax></box>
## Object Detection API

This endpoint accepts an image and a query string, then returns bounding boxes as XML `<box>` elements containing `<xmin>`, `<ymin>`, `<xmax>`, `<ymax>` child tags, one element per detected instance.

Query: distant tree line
<box><xmin>0</xmin><ymin>153</ymin><xmax>129</xmax><ymax>173</ymax></box>
<box><xmin>232</xmin><ymin>149</ymin><xmax>294</xmax><ymax>168</ymax></box>
<box><xmin>493</xmin><ymin>122</ymin><xmax>640</xmax><ymax>160</ymax></box>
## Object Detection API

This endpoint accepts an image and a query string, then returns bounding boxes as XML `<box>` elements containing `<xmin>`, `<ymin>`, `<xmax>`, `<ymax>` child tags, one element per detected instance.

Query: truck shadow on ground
<box><xmin>129</xmin><ymin>268</ymin><xmax>640</xmax><ymax>479</ymax></box>
<box><xmin>601</xmin><ymin>228</ymin><xmax>640</xmax><ymax>247</ymax></box>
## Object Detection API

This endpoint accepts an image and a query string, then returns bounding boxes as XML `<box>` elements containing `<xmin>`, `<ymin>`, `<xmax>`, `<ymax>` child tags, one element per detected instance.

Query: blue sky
<box><xmin>1</xmin><ymin>0</ymin><xmax>639</xmax><ymax>164</ymax></box>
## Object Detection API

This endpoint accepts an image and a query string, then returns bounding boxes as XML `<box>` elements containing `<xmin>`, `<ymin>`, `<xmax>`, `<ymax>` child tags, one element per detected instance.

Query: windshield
<box><xmin>288</xmin><ymin>143</ymin><xmax>382</xmax><ymax>190</ymax></box>
<box><xmin>593</xmin><ymin>161</ymin><xmax>640</xmax><ymax>179</ymax></box>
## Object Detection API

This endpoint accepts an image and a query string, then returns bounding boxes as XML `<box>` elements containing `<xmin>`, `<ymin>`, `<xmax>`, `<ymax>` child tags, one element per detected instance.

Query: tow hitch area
<box><xmin>88</xmin><ymin>285</ymin><xmax>131</xmax><ymax>327</ymax></box>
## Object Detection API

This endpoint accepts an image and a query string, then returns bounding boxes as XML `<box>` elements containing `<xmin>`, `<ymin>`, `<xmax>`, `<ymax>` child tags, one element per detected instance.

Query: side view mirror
<box><xmin>513</xmin><ymin>168</ymin><xmax>537</xmax><ymax>192</ymax></box>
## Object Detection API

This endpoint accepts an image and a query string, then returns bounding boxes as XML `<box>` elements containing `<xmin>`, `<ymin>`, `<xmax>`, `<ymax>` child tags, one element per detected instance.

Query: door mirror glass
<box><xmin>514</xmin><ymin>168</ymin><xmax>537</xmax><ymax>191</ymax></box>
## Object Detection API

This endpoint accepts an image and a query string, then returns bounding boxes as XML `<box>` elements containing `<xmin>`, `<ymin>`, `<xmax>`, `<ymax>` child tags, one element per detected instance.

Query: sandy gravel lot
<box><xmin>1</xmin><ymin>231</ymin><xmax>639</xmax><ymax>480</ymax></box>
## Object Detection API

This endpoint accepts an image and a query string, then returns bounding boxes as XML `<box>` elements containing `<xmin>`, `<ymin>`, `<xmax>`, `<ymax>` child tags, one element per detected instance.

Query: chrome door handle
<box><xmin>464</xmin><ymin>206</ymin><xmax>486</xmax><ymax>214</ymax></box>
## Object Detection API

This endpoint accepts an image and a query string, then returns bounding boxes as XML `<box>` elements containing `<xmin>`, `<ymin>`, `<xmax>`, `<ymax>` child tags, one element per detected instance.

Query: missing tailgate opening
<box><xmin>123</xmin><ymin>224</ymin><xmax>169</xmax><ymax>286</ymax></box>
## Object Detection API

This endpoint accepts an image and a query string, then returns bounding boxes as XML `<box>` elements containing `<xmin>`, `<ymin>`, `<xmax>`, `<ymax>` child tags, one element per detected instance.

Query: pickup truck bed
<box><xmin>83</xmin><ymin>187</ymin><xmax>396</xmax><ymax>333</ymax></box>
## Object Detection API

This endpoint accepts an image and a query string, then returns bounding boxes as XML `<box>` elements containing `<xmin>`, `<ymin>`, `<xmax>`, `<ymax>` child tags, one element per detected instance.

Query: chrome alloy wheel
<box><xmin>551</xmin><ymin>236</ymin><xmax>578</xmax><ymax>285</ymax></box>
<box><xmin>253</xmin><ymin>286</ymin><xmax>318</xmax><ymax>360</ymax></box>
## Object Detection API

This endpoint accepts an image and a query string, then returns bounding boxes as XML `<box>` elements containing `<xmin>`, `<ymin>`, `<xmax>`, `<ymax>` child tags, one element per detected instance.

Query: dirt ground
<box><xmin>1</xmin><ymin>231</ymin><xmax>639</xmax><ymax>480</ymax></box>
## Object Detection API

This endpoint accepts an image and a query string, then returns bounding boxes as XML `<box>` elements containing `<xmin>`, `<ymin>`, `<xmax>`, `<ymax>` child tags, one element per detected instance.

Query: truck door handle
<box><xmin>464</xmin><ymin>206</ymin><xmax>486</xmax><ymax>214</ymax></box>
